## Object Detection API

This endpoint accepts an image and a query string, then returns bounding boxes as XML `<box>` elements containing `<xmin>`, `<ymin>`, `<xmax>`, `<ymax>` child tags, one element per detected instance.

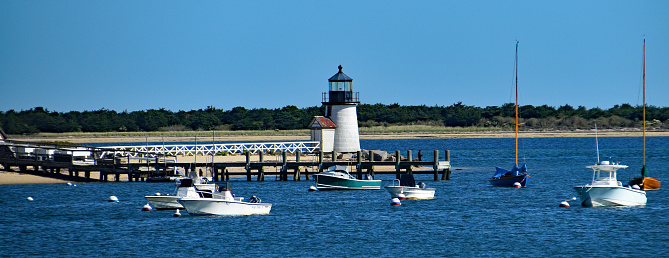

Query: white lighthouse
<box><xmin>322</xmin><ymin>65</ymin><xmax>361</xmax><ymax>153</ymax></box>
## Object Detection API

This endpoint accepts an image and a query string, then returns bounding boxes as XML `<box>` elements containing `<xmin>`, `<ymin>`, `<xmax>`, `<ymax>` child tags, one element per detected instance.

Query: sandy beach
<box><xmin>0</xmin><ymin>171</ymin><xmax>69</xmax><ymax>185</ymax></box>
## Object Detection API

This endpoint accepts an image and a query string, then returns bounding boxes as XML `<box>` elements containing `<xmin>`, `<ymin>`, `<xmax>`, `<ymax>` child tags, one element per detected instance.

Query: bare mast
<box><xmin>643</xmin><ymin>38</ymin><xmax>646</xmax><ymax>166</ymax></box>
<box><xmin>515</xmin><ymin>41</ymin><xmax>519</xmax><ymax>165</ymax></box>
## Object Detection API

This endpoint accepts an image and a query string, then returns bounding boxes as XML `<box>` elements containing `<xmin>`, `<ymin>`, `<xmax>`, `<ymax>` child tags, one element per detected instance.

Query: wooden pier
<box><xmin>0</xmin><ymin>141</ymin><xmax>175</xmax><ymax>182</ymax></box>
<box><xmin>0</xmin><ymin>140</ymin><xmax>451</xmax><ymax>183</ymax></box>
<box><xmin>208</xmin><ymin>150</ymin><xmax>452</xmax><ymax>182</ymax></box>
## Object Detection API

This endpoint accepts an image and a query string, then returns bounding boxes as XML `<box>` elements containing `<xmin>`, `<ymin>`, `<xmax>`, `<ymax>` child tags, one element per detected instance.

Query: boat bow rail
<box><xmin>99</xmin><ymin>141</ymin><xmax>321</xmax><ymax>158</ymax></box>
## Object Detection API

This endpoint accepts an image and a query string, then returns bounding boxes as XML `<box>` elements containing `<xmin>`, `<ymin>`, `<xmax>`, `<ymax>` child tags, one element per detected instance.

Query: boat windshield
<box><xmin>327</xmin><ymin>165</ymin><xmax>349</xmax><ymax>173</ymax></box>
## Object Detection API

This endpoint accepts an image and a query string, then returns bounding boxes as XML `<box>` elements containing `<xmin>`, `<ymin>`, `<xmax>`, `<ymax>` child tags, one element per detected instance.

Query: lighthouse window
<box><xmin>329</xmin><ymin>81</ymin><xmax>351</xmax><ymax>91</ymax></box>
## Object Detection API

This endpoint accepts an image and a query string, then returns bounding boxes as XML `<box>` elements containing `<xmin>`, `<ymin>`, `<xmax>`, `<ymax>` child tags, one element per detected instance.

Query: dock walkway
<box><xmin>0</xmin><ymin>140</ymin><xmax>451</xmax><ymax>182</ymax></box>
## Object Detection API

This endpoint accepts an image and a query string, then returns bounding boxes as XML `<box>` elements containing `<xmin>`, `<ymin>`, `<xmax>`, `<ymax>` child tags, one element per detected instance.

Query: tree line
<box><xmin>1</xmin><ymin>103</ymin><xmax>668</xmax><ymax>135</ymax></box>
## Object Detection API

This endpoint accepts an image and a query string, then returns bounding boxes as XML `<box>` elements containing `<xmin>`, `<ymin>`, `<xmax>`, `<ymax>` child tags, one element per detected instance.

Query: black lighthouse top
<box><xmin>323</xmin><ymin>65</ymin><xmax>359</xmax><ymax>105</ymax></box>
<box><xmin>328</xmin><ymin>65</ymin><xmax>353</xmax><ymax>82</ymax></box>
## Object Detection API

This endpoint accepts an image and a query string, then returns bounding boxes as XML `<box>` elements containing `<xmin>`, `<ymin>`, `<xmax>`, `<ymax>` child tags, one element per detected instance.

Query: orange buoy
<box><xmin>513</xmin><ymin>182</ymin><xmax>522</xmax><ymax>188</ymax></box>
<box><xmin>141</xmin><ymin>203</ymin><xmax>152</xmax><ymax>211</ymax></box>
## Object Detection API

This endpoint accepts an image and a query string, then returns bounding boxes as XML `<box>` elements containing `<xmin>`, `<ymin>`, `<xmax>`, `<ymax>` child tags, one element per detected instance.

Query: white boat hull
<box><xmin>145</xmin><ymin>196</ymin><xmax>183</xmax><ymax>209</ymax></box>
<box><xmin>385</xmin><ymin>186</ymin><xmax>435</xmax><ymax>199</ymax></box>
<box><xmin>574</xmin><ymin>186</ymin><xmax>647</xmax><ymax>207</ymax></box>
<box><xmin>178</xmin><ymin>198</ymin><xmax>272</xmax><ymax>216</ymax></box>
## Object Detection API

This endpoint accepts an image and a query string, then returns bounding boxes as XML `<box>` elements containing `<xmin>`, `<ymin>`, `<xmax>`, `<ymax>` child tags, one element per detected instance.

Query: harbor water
<box><xmin>1</xmin><ymin>137</ymin><xmax>668</xmax><ymax>257</ymax></box>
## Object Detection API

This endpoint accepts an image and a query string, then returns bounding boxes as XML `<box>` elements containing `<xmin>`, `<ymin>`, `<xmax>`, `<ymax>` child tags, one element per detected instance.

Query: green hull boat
<box><xmin>313</xmin><ymin>165</ymin><xmax>381</xmax><ymax>190</ymax></box>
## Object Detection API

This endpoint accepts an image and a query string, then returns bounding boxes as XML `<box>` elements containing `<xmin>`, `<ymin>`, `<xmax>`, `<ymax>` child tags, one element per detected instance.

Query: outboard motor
<box><xmin>249</xmin><ymin>195</ymin><xmax>261</xmax><ymax>203</ymax></box>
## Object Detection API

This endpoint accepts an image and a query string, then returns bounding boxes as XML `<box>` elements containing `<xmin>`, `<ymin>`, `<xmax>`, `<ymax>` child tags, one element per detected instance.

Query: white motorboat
<box><xmin>144</xmin><ymin>172</ymin><xmax>215</xmax><ymax>210</ymax></box>
<box><xmin>178</xmin><ymin>182</ymin><xmax>271</xmax><ymax>216</ymax></box>
<box><xmin>574</xmin><ymin>161</ymin><xmax>647</xmax><ymax>207</ymax></box>
<box><xmin>385</xmin><ymin>174</ymin><xmax>435</xmax><ymax>199</ymax></box>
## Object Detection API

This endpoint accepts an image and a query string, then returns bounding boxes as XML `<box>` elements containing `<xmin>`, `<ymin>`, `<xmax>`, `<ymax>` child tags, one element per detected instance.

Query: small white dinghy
<box><xmin>385</xmin><ymin>174</ymin><xmax>435</xmax><ymax>200</ymax></box>
<box><xmin>178</xmin><ymin>182</ymin><xmax>272</xmax><ymax>216</ymax></box>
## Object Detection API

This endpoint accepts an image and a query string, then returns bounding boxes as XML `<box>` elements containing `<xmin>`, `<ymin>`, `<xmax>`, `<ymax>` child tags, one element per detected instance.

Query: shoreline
<box><xmin>0</xmin><ymin>171</ymin><xmax>69</xmax><ymax>185</ymax></box>
<box><xmin>3</xmin><ymin>130</ymin><xmax>667</xmax><ymax>185</ymax></box>
<box><xmin>7</xmin><ymin>130</ymin><xmax>669</xmax><ymax>144</ymax></box>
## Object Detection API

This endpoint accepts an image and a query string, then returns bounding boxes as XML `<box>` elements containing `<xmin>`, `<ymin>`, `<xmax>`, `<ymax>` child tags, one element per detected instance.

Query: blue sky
<box><xmin>1</xmin><ymin>1</ymin><xmax>668</xmax><ymax>113</ymax></box>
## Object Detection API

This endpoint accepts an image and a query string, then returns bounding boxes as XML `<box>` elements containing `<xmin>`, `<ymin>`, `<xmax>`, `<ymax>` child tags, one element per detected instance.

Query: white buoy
<box><xmin>73</xmin><ymin>184</ymin><xmax>77</xmax><ymax>187</ymax></box>
<box><xmin>67</xmin><ymin>182</ymin><xmax>72</xmax><ymax>186</ymax></box>
<box><xmin>397</xmin><ymin>193</ymin><xmax>406</xmax><ymax>200</ymax></box>
<box><xmin>559</xmin><ymin>201</ymin><xmax>570</xmax><ymax>208</ymax></box>
<box><xmin>173</xmin><ymin>209</ymin><xmax>181</xmax><ymax>217</ymax></box>
<box><xmin>108</xmin><ymin>196</ymin><xmax>119</xmax><ymax>202</ymax></box>
<box><xmin>142</xmin><ymin>203</ymin><xmax>152</xmax><ymax>211</ymax></box>
<box><xmin>308</xmin><ymin>186</ymin><xmax>318</xmax><ymax>192</ymax></box>
<box><xmin>27</xmin><ymin>197</ymin><xmax>34</xmax><ymax>201</ymax></box>
<box><xmin>513</xmin><ymin>182</ymin><xmax>522</xmax><ymax>188</ymax></box>
<box><xmin>391</xmin><ymin>198</ymin><xmax>401</xmax><ymax>206</ymax></box>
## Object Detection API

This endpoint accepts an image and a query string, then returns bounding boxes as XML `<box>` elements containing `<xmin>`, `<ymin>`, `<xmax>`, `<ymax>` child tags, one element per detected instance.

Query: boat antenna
<box><xmin>595</xmin><ymin>124</ymin><xmax>600</xmax><ymax>163</ymax></box>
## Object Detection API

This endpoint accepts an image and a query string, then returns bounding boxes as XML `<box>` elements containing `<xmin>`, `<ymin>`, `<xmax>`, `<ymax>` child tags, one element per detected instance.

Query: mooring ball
<box><xmin>308</xmin><ymin>186</ymin><xmax>318</xmax><ymax>192</ymax></box>
<box><xmin>397</xmin><ymin>193</ymin><xmax>406</xmax><ymax>200</ymax></box>
<box><xmin>391</xmin><ymin>198</ymin><xmax>401</xmax><ymax>206</ymax></box>
<box><xmin>27</xmin><ymin>197</ymin><xmax>34</xmax><ymax>201</ymax></box>
<box><xmin>559</xmin><ymin>201</ymin><xmax>570</xmax><ymax>208</ymax></box>
<box><xmin>109</xmin><ymin>196</ymin><xmax>119</xmax><ymax>202</ymax></box>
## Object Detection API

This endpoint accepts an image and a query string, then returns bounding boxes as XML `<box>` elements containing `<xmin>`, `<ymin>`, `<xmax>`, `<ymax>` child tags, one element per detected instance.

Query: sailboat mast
<box><xmin>595</xmin><ymin>124</ymin><xmax>600</xmax><ymax>163</ymax></box>
<box><xmin>643</xmin><ymin>39</ymin><xmax>646</xmax><ymax>166</ymax></box>
<box><xmin>515</xmin><ymin>41</ymin><xmax>519</xmax><ymax>165</ymax></box>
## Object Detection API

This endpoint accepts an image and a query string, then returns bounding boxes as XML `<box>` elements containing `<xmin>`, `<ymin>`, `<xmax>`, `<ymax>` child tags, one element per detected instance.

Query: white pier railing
<box><xmin>99</xmin><ymin>141</ymin><xmax>321</xmax><ymax>158</ymax></box>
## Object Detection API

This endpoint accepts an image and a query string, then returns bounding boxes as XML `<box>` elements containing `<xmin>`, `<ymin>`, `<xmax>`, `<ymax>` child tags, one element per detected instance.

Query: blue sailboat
<box><xmin>489</xmin><ymin>41</ymin><xmax>530</xmax><ymax>187</ymax></box>
<box><xmin>490</xmin><ymin>164</ymin><xmax>530</xmax><ymax>187</ymax></box>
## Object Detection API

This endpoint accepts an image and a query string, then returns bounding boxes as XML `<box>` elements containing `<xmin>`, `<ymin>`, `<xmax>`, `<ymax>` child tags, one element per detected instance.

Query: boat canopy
<box><xmin>399</xmin><ymin>174</ymin><xmax>416</xmax><ymax>187</ymax></box>
<box><xmin>492</xmin><ymin>164</ymin><xmax>528</xmax><ymax>179</ymax></box>
<box><xmin>178</xmin><ymin>178</ymin><xmax>194</xmax><ymax>187</ymax></box>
